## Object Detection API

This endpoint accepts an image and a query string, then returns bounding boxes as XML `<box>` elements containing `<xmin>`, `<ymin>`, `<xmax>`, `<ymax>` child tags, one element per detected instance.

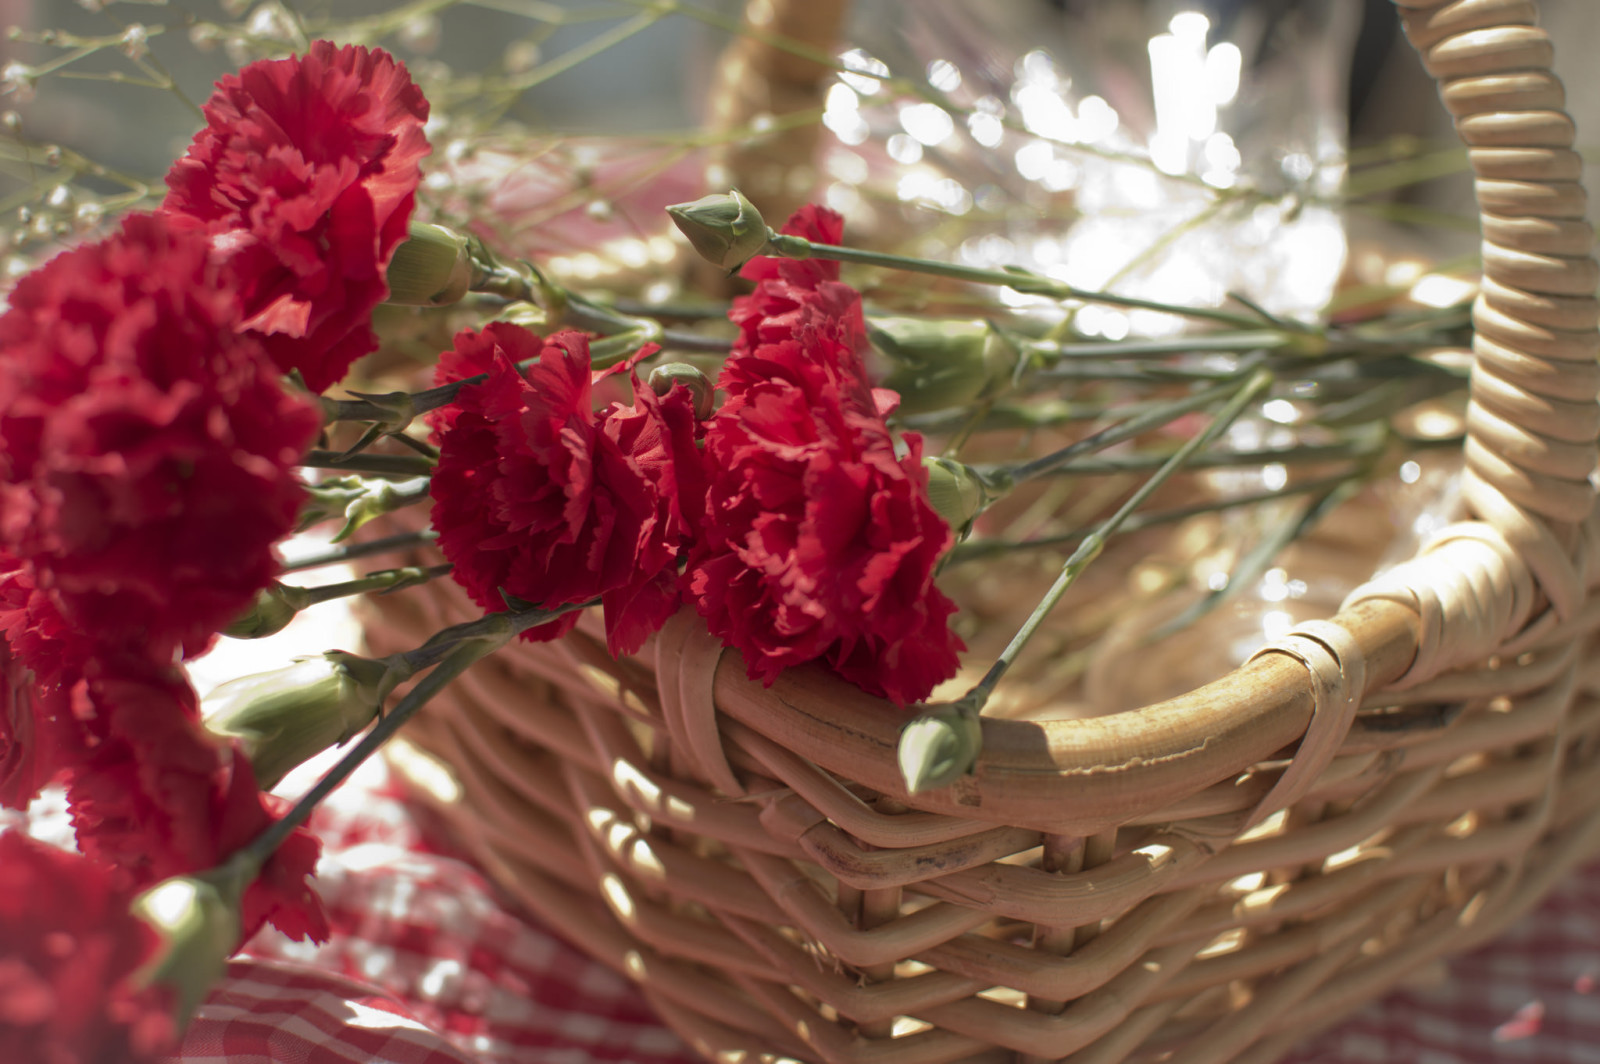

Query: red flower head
<box><xmin>0</xmin><ymin>832</ymin><xmax>176</xmax><ymax>1064</ymax></box>
<box><xmin>62</xmin><ymin>656</ymin><xmax>327</xmax><ymax>944</ymax></box>
<box><xmin>428</xmin><ymin>324</ymin><xmax>704</xmax><ymax>655</ymax></box>
<box><xmin>0</xmin><ymin>213</ymin><xmax>322</xmax><ymax>663</ymax></box>
<box><xmin>686</xmin><ymin>207</ymin><xmax>963</xmax><ymax>705</ymax></box>
<box><xmin>163</xmin><ymin>41</ymin><xmax>431</xmax><ymax>393</ymax></box>
<box><xmin>1</xmin><ymin>549</ymin><xmax>95</xmax><ymax>691</ymax></box>
<box><xmin>0</xmin><ymin>631</ymin><xmax>83</xmax><ymax>812</ymax></box>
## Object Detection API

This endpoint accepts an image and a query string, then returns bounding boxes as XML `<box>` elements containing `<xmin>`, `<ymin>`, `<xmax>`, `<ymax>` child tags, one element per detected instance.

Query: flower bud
<box><xmin>223</xmin><ymin>581</ymin><xmax>314</xmax><ymax>639</ymax></box>
<box><xmin>921</xmin><ymin>457</ymin><xmax>988</xmax><ymax>538</ymax></box>
<box><xmin>202</xmin><ymin>651</ymin><xmax>399</xmax><ymax>790</ymax></box>
<box><xmin>666</xmin><ymin>190</ymin><xmax>769</xmax><ymax>271</ymax></box>
<box><xmin>869</xmin><ymin>317</ymin><xmax>1019</xmax><ymax>415</ymax></box>
<box><xmin>647</xmin><ymin>362</ymin><xmax>715</xmax><ymax>419</ymax></box>
<box><xmin>385</xmin><ymin>221</ymin><xmax>474</xmax><ymax>306</ymax></box>
<box><xmin>897</xmin><ymin>704</ymin><xmax>983</xmax><ymax>795</ymax></box>
<box><xmin>131</xmin><ymin>873</ymin><xmax>243</xmax><ymax>1023</ymax></box>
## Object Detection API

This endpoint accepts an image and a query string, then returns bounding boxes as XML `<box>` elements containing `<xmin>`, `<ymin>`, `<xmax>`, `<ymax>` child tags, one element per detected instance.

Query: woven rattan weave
<box><xmin>363</xmin><ymin>2</ymin><xmax>1600</xmax><ymax>1061</ymax></box>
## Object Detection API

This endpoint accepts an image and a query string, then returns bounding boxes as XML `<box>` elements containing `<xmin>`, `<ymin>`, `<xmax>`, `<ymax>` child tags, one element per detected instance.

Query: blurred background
<box><xmin>0</xmin><ymin>0</ymin><xmax>1593</xmax><ymax>314</ymax></box>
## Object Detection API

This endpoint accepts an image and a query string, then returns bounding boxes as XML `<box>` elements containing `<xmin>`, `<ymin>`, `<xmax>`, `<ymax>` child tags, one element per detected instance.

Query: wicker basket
<box><xmin>363</xmin><ymin>2</ymin><xmax>1600</xmax><ymax>1061</ymax></box>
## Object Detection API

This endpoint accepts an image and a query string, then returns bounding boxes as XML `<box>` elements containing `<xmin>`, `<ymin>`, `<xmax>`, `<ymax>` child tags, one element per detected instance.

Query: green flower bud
<box><xmin>202</xmin><ymin>651</ymin><xmax>400</xmax><ymax>790</ymax></box>
<box><xmin>921</xmin><ymin>457</ymin><xmax>989</xmax><ymax>538</ymax></box>
<box><xmin>647</xmin><ymin>362</ymin><xmax>715</xmax><ymax>420</ymax></box>
<box><xmin>666</xmin><ymin>190</ymin><xmax>769</xmax><ymax>271</ymax></box>
<box><xmin>385</xmin><ymin>221</ymin><xmax>474</xmax><ymax>306</ymax></box>
<box><xmin>131</xmin><ymin>872</ymin><xmax>243</xmax><ymax>1025</ymax></box>
<box><xmin>869</xmin><ymin>317</ymin><xmax>1020</xmax><ymax>415</ymax></box>
<box><xmin>223</xmin><ymin>581</ymin><xmax>315</xmax><ymax>639</ymax></box>
<box><xmin>897</xmin><ymin>704</ymin><xmax>983</xmax><ymax>795</ymax></box>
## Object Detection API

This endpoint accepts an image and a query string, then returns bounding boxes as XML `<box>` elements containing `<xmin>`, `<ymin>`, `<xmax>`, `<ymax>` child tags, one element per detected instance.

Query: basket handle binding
<box><xmin>670</xmin><ymin>0</ymin><xmax>1600</xmax><ymax>834</ymax></box>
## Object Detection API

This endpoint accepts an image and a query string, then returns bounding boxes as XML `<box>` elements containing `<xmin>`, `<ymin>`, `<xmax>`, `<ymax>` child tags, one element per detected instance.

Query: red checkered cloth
<box><xmin>11</xmin><ymin>759</ymin><xmax>1596</xmax><ymax>1063</ymax></box>
<box><xmin>172</xmin><ymin>959</ymin><xmax>478</xmax><ymax>1064</ymax></box>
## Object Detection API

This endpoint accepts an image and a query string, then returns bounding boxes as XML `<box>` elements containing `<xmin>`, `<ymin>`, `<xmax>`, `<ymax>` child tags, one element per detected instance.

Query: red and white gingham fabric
<box><xmin>171</xmin><ymin>959</ymin><xmax>478</xmax><ymax>1064</ymax></box>
<box><xmin>150</xmin><ymin>756</ymin><xmax>1600</xmax><ymax>1064</ymax></box>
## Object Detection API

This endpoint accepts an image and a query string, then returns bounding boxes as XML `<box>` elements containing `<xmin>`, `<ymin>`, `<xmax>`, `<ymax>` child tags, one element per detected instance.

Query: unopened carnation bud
<box><xmin>666</xmin><ymin>190</ymin><xmax>769</xmax><ymax>271</ymax></box>
<box><xmin>921</xmin><ymin>457</ymin><xmax>988</xmax><ymax>538</ymax></box>
<box><xmin>131</xmin><ymin>873</ymin><xmax>243</xmax><ymax>1024</ymax></box>
<box><xmin>386</xmin><ymin>221</ymin><xmax>473</xmax><ymax>305</ymax></box>
<box><xmin>897</xmin><ymin>703</ymin><xmax>982</xmax><ymax>795</ymax></box>
<box><xmin>647</xmin><ymin>362</ymin><xmax>714</xmax><ymax>419</ymax></box>
<box><xmin>223</xmin><ymin>581</ymin><xmax>314</xmax><ymax>639</ymax></box>
<box><xmin>869</xmin><ymin>317</ymin><xmax>1019</xmax><ymax>415</ymax></box>
<box><xmin>202</xmin><ymin>651</ymin><xmax>398</xmax><ymax>790</ymax></box>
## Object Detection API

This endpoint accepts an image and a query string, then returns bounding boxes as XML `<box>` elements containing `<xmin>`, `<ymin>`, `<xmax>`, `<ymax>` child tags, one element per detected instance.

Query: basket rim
<box><xmin>654</xmin><ymin>598</ymin><xmax>1416</xmax><ymax>834</ymax></box>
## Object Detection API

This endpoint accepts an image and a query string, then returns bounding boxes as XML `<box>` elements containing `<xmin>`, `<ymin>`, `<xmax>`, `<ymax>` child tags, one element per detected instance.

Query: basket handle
<box><xmin>1407</xmin><ymin>3</ymin><xmax>1597</xmax><ymax>539</ymax></box>
<box><xmin>1333</xmin><ymin>1</ymin><xmax>1600</xmax><ymax>686</ymax></box>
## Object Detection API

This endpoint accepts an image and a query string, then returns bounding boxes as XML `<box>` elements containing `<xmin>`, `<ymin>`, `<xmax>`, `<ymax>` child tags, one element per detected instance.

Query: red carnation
<box><xmin>1</xmin><ymin>550</ymin><xmax>95</xmax><ymax>691</ymax></box>
<box><xmin>0</xmin><ymin>213</ymin><xmax>322</xmax><ymax>664</ymax></box>
<box><xmin>163</xmin><ymin>40</ymin><xmax>430</xmax><ymax>393</ymax></box>
<box><xmin>428</xmin><ymin>324</ymin><xmax>704</xmax><ymax>655</ymax></box>
<box><xmin>0</xmin><ymin>832</ymin><xmax>176</xmax><ymax>1064</ymax></box>
<box><xmin>62</xmin><ymin>655</ymin><xmax>327</xmax><ymax>944</ymax></box>
<box><xmin>0</xmin><ymin>638</ymin><xmax>77</xmax><ymax>811</ymax></box>
<box><xmin>685</xmin><ymin>207</ymin><xmax>963</xmax><ymax>705</ymax></box>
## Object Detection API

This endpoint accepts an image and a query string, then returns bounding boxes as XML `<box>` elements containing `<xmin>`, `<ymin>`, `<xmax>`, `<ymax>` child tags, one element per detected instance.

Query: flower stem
<box><xmin>297</xmin><ymin>563</ymin><xmax>453</xmax><ymax>607</ymax></box>
<box><xmin>1025</xmin><ymin>433</ymin><xmax>1387</xmax><ymax>477</ymax></box>
<box><xmin>231</xmin><ymin>598</ymin><xmax>590</xmax><ymax>869</ymax></box>
<box><xmin>301</xmin><ymin>450</ymin><xmax>435</xmax><ymax>477</ymax></box>
<box><xmin>280</xmin><ymin>529</ymin><xmax>440</xmax><ymax>573</ymax></box>
<box><xmin>897</xmin><ymin>369</ymin><xmax>1273</xmax><ymax>793</ymax></box>
<box><xmin>1142</xmin><ymin>474</ymin><xmax>1365</xmax><ymax>643</ymax></box>
<box><xmin>1025</xmin><ymin>330</ymin><xmax>1291</xmax><ymax>361</ymax></box>
<box><xmin>763</xmin><ymin>231</ymin><xmax>1265</xmax><ymax>329</ymax></box>
<box><xmin>975</xmin><ymin>368</ymin><xmax>1271</xmax><ymax>700</ymax></box>
<box><xmin>945</xmin><ymin>468</ymin><xmax>1363</xmax><ymax>565</ymax></box>
<box><xmin>999</xmin><ymin>374</ymin><xmax>1254</xmax><ymax>484</ymax></box>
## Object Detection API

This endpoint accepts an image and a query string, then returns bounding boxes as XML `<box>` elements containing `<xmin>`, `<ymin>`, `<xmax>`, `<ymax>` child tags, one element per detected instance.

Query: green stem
<box><xmin>1026</xmin><ymin>330</ymin><xmax>1292</xmax><ymax>361</ymax></box>
<box><xmin>764</xmin><ymin>232</ymin><xmax>1265</xmax><ymax>329</ymax></box>
<box><xmin>232</xmin><ymin>598</ymin><xmax>589</xmax><ymax>868</ymax></box>
<box><xmin>297</xmin><ymin>564</ymin><xmax>454</xmax><ymax>607</ymax></box>
<box><xmin>1025</xmin><ymin>435</ymin><xmax>1385</xmax><ymax>477</ymax></box>
<box><xmin>1142</xmin><ymin>475</ymin><xmax>1364</xmax><ymax>643</ymax></box>
<box><xmin>897</xmin><ymin>369</ymin><xmax>1274</xmax><ymax>793</ymax></box>
<box><xmin>1000</xmin><ymin>376</ymin><xmax>1254</xmax><ymax>484</ymax></box>
<box><xmin>301</xmin><ymin>450</ymin><xmax>436</xmax><ymax>477</ymax></box>
<box><xmin>1025</xmin><ymin>362</ymin><xmax>1243</xmax><ymax>383</ymax></box>
<box><xmin>945</xmin><ymin>469</ymin><xmax>1363</xmax><ymax>565</ymax></box>
<box><xmin>900</xmin><ymin>393</ymin><xmax>1227</xmax><ymax>435</ymax></box>
<box><xmin>967</xmin><ymin>368</ymin><xmax>1274</xmax><ymax>708</ymax></box>
<box><xmin>281</xmin><ymin>530</ymin><xmax>440</xmax><ymax>573</ymax></box>
<box><xmin>564</xmin><ymin>291</ymin><xmax>729</xmax><ymax>355</ymax></box>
